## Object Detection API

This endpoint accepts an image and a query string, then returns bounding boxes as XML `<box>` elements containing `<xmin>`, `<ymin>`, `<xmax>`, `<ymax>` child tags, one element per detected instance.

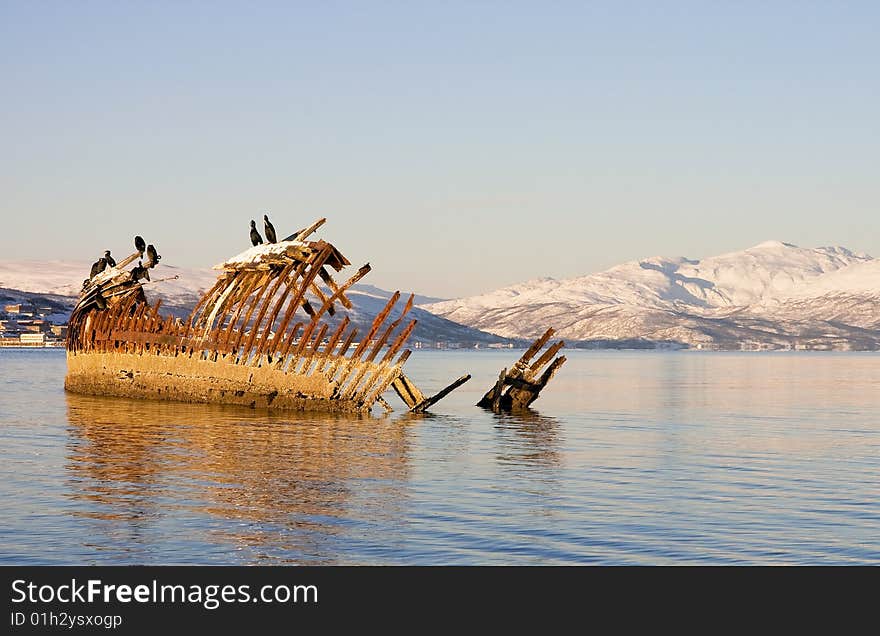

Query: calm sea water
<box><xmin>1</xmin><ymin>348</ymin><xmax>878</xmax><ymax>565</ymax></box>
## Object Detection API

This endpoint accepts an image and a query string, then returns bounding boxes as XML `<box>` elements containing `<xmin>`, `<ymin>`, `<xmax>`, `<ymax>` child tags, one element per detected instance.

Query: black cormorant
<box><xmin>263</xmin><ymin>214</ymin><xmax>277</xmax><ymax>243</ymax></box>
<box><xmin>145</xmin><ymin>245</ymin><xmax>161</xmax><ymax>268</ymax></box>
<box><xmin>130</xmin><ymin>262</ymin><xmax>151</xmax><ymax>282</ymax></box>
<box><xmin>250</xmin><ymin>220</ymin><xmax>263</xmax><ymax>246</ymax></box>
<box><xmin>134</xmin><ymin>235</ymin><xmax>146</xmax><ymax>255</ymax></box>
<box><xmin>104</xmin><ymin>250</ymin><xmax>116</xmax><ymax>267</ymax></box>
<box><xmin>89</xmin><ymin>257</ymin><xmax>108</xmax><ymax>278</ymax></box>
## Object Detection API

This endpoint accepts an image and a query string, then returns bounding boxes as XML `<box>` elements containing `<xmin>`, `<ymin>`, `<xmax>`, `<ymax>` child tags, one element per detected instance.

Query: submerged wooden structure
<box><xmin>477</xmin><ymin>328</ymin><xmax>566</xmax><ymax>412</ymax></box>
<box><xmin>65</xmin><ymin>219</ymin><xmax>470</xmax><ymax>413</ymax></box>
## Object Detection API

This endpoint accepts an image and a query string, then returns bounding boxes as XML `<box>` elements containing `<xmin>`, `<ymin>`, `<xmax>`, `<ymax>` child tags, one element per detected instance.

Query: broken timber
<box><xmin>65</xmin><ymin>218</ymin><xmax>469</xmax><ymax>413</ymax></box>
<box><xmin>477</xmin><ymin>328</ymin><xmax>566</xmax><ymax>412</ymax></box>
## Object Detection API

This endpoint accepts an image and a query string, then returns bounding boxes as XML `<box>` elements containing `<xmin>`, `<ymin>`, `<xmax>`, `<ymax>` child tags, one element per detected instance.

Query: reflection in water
<box><xmin>491</xmin><ymin>410</ymin><xmax>561</xmax><ymax>469</ymax></box>
<box><xmin>4</xmin><ymin>350</ymin><xmax>879</xmax><ymax>564</ymax></box>
<box><xmin>64</xmin><ymin>393</ymin><xmax>412</xmax><ymax>563</ymax></box>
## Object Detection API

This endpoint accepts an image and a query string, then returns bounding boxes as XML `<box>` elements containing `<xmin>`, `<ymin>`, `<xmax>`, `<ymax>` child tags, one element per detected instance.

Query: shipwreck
<box><xmin>65</xmin><ymin>218</ymin><xmax>564</xmax><ymax>414</ymax></box>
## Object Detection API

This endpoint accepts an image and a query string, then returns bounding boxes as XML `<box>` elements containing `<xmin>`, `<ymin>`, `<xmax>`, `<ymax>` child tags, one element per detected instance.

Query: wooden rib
<box><xmin>357</xmin><ymin>323</ymin><xmax>417</xmax><ymax>406</ymax></box>
<box><xmin>318</xmin><ymin>267</ymin><xmax>353</xmax><ymax>309</ymax></box>
<box><xmin>114</xmin><ymin>249</ymin><xmax>142</xmax><ymax>271</ymax></box>
<box><xmin>491</xmin><ymin>368</ymin><xmax>507</xmax><ymax>412</ymax></box>
<box><xmin>184</xmin><ymin>276</ymin><xmax>228</xmax><ymax>333</ymax></box>
<box><xmin>293</xmin><ymin>322</ymin><xmax>328</xmax><ymax>375</ymax></box>
<box><xmin>314</xmin><ymin>316</ymin><xmax>350</xmax><ymax>372</ymax></box>
<box><xmin>240</xmin><ymin>262</ymin><xmax>297</xmax><ymax>362</ymax></box>
<box><xmin>308</xmin><ymin>282</ymin><xmax>335</xmax><ymax>316</ymax></box>
<box><xmin>272</xmin><ymin>247</ymin><xmax>333</xmax><ymax>360</ymax></box>
<box><xmin>223</xmin><ymin>272</ymin><xmax>264</xmax><ymax>343</ymax></box>
<box><xmin>478</xmin><ymin>367</ymin><xmax>507</xmax><ymax>409</ymax></box>
<box><xmin>509</xmin><ymin>356</ymin><xmax>567</xmax><ymax>410</ymax></box>
<box><xmin>391</xmin><ymin>373</ymin><xmax>425</xmax><ymax>409</ymax></box>
<box><xmin>228</xmin><ymin>272</ymin><xmax>274</xmax><ymax>356</ymax></box>
<box><xmin>351</xmin><ymin>292</ymin><xmax>400</xmax><ymax>360</ymax></box>
<box><xmin>323</xmin><ymin>327</ymin><xmax>358</xmax><ymax>382</ymax></box>
<box><xmin>201</xmin><ymin>275</ymin><xmax>239</xmax><ymax>336</ymax></box>
<box><xmin>253</xmin><ymin>262</ymin><xmax>308</xmax><ymax>357</ymax></box>
<box><xmin>365</xmin><ymin>294</ymin><xmax>414</xmax><ymax>363</ymax></box>
<box><xmin>526</xmin><ymin>340</ymin><xmax>565</xmax><ymax>378</ymax></box>
<box><xmin>514</xmin><ymin>327</ymin><xmax>555</xmax><ymax>369</ymax></box>
<box><xmin>208</xmin><ymin>271</ymin><xmax>253</xmax><ymax>334</ymax></box>
<box><xmin>241</xmin><ymin>263</ymin><xmax>306</xmax><ymax>352</ymax></box>
<box><xmin>294</xmin><ymin>262</ymin><xmax>371</xmax><ymax>358</ymax></box>
<box><xmin>276</xmin><ymin>322</ymin><xmax>303</xmax><ymax>370</ymax></box>
<box><xmin>380</xmin><ymin>319</ymin><xmax>417</xmax><ymax>364</ymax></box>
<box><xmin>356</xmin><ymin>360</ymin><xmax>396</xmax><ymax>408</ymax></box>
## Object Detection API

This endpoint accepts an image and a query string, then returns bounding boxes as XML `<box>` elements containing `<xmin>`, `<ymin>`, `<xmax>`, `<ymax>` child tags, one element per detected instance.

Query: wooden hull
<box><xmin>64</xmin><ymin>350</ymin><xmax>394</xmax><ymax>412</ymax></box>
<box><xmin>65</xmin><ymin>219</ymin><xmax>472</xmax><ymax>413</ymax></box>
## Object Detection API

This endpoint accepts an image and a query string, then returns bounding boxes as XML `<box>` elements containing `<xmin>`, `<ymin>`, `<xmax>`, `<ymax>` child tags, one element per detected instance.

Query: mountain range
<box><xmin>0</xmin><ymin>259</ymin><xmax>506</xmax><ymax>346</ymax></box>
<box><xmin>4</xmin><ymin>240</ymin><xmax>880</xmax><ymax>350</ymax></box>
<box><xmin>421</xmin><ymin>241</ymin><xmax>880</xmax><ymax>350</ymax></box>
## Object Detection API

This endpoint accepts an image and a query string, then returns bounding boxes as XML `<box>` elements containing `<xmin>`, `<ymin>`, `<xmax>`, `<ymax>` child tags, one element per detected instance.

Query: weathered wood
<box><xmin>381</xmin><ymin>319</ymin><xmax>417</xmax><ymax>364</ymax></box>
<box><xmin>527</xmin><ymin>340</ymin><xmax>565</xmax><ymax>377</ymax></box>
<box><xmin>229</xmin><ymin>272</ymin><xmax>274</xmax><ymax>355</ymax></box>
<box><xmin>409</xmin><ymin>374</ymin><xmax>472</xmax><ymax>413</ymax></box>
<box><xmin>240</xmin><ymin>261</ymin><xmax>298</xmax><ymax>362</ymax></box>
<box><xmin>478</xmin><ymin>330</ymin><xmax>566</xmax><ymax>412</ymax></box>
<box><xmin>283</xmin><ymin>217</ymin><xmax>326</xmax><ymax>242</ymax></box>
<box><xmin>315</xmin><ymin>316</ymin><xmax>350</xmax><ymax>373</ymax></box>
<box><xmin>275</xmin><ymin>246</ymin><xmax>333</xmax><ymax>360</ymax></box>
<box><xmin>262</xmin><ymin>262</ymin><xmax>309</xmax><ymax>357</ymax></box>
<box><xmin>351</xmin><ymin>292</ymin><xmax>400</xmax><ymax>360</ymax></box>
<box><xmin>322</xmin><ymin>328</ymin><xmax>358</xmax><ymax>382</ymax></box>
<box><xmin>318</xmin><ymin>267</ymin><xmax>353</xmax><ymax>309</ymax></box>
<box><xmin>391</xmin><ymin>373</ymin><xmax>425</xmax><ymax>409</ymax></box>
<box><xmin>65</xmin><ymin>217</ymin><xmax>459</xmax><ymax>414</ymax></box>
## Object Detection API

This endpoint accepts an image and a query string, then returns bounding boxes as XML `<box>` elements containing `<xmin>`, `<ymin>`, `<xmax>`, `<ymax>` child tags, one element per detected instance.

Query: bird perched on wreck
<box><xmin>264</xmin><ymin>214</ymin><xmax>277</xmax><ymax>243</ymax></box>
<box><xmin>104</xmin><ymin>250</ymin><xmax>116</xmax><ymax>267</ymax></box>
<box><xmin>250</xmin><ymin>220</ymin><xmax>263</xmax><ymax>246</ymax></box>
<box><xmin>89</xmin><ymin>257</ymin><xmax>108</xmax><ymax>278</ymax></box>
<box><xmin>144</xmin><ymin>245</ymin><xmax>161</xmax><ymax>268</ymax></box>
<box><xmin>135</xmin><ymin>235</ymin><xmax>146</xmax><ymax>255</ymax></box>
<box><xmin>130</xmin><ymin>261</ymin><xmax>151</xmax><ymax>282</ymax></box>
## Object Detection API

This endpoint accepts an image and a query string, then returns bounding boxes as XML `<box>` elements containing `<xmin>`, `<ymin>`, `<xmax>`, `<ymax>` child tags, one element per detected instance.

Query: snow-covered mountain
<box><xmin>0</xmin><ymin>259</ymin><xmax>504</xmax><ymax>345</ymax></box>
<box><xmin>422</xmin><ymin>242</ymin><xmax>880</xmax><ymax>350</ymax></box>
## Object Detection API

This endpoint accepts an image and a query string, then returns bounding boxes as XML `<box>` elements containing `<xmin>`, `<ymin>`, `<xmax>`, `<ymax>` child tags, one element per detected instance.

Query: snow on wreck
<box><xmin>65</xmin><ymin>218</ymin><xmax>470</xmax><ymax>413</ymax></box>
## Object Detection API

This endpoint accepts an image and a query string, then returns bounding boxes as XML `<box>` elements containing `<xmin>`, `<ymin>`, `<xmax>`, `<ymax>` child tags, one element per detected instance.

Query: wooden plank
<box><xmin>282</xmin><ymin>217</ymin><xmax>326</xmax><ymax>242</ymax></box>
<box><xmin>390</xmin><ymin>373</ymin><xmax>425</xmax><ymax>409</ymax></box>
<box><xmin>411</xmin><ymin>374</ymin><xmax>472</xmax><ymax>413</ymax></box>
<box><xmin>477</xmin><ymin>367</ymin><xmax>507</xmax><ymax>410</ymax></box>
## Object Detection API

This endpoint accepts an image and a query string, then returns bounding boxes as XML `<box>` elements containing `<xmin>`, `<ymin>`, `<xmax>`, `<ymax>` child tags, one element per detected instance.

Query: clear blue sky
<box><xmin>1</xmin><ymin>1</ymin><xmax>877</xmax><ymax>297</ymax></box>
